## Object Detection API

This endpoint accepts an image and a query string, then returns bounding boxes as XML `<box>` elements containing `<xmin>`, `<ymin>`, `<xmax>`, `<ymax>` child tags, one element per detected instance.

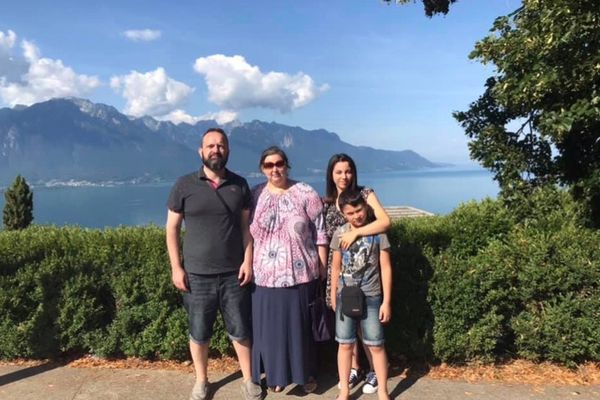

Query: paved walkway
<box><xmin>1</xmin><ymin>363</ymin><xmax>599</xmax><ymax>400</ymax></box>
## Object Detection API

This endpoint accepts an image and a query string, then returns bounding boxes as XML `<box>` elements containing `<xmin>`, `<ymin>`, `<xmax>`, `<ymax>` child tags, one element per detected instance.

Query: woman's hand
<box><xmin>338</xmin><ymin>229</ymin><xmax>359</xmax><ymax>250</ymax></box>
<box><xmin>317</xmin><ymin>245</ymin><xmax>328</xmax><ymax>281</ymax></box>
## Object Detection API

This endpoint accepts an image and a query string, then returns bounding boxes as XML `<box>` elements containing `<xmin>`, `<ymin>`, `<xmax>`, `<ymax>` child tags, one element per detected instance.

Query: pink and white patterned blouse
<box><xmin>250</xmin><ymin>181</ymin><xmax>328</xmax><ymax>288</ymax></box>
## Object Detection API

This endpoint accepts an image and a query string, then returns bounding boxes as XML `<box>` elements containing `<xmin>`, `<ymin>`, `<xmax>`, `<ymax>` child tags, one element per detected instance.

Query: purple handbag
<box><xmin>310</xmin><ymin>280</ymin><xmax>334</xmax><ymax>342</ymax></box>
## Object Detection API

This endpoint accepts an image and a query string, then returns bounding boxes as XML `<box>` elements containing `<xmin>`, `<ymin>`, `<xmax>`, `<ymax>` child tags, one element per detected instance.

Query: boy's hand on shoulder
<box><xmin>331</xmin><ymin>296</ymin><xmax>337</xmax><ymax>311</ymax></box>
<box><xmin>379</xmin><ymin>302</ymin><xmax>391</xmax><ymax>323</ymax></box>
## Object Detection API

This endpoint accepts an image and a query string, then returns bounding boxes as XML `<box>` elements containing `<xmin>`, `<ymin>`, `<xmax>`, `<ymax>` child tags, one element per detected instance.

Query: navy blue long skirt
<box><xmin>251</xmin><ymin>279</ymin><xmax>317</xmax><ymax>387</ymax></box>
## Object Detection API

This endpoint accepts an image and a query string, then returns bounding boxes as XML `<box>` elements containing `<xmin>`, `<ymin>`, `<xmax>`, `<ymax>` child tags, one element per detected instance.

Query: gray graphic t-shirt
<box><xmin>330</xmin><ymin>223</ymin><xmax>390</xmax><ymax>297</ymax></box>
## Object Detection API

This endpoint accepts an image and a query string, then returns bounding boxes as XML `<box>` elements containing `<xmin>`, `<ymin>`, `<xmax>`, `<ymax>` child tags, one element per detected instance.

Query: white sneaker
<box><xmin>362</xmin><ymin>371</ymin><xmax>378</xmax><ymax>394</ymax></box>
<box><xmin>337</xmin><ymin>368</ymin><xmax>360</xmax><ymax>389</ymax></box>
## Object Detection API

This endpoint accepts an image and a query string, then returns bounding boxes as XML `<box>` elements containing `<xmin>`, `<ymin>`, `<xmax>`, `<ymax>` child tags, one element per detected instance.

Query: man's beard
<box><xmin>202</xmin><ymin>153</ymin><xmax>228</xmax><ymax>171</ymax></box>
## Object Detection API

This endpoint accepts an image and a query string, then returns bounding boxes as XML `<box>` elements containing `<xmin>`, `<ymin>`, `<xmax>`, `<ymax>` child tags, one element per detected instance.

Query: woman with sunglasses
<box><xmin>323</xmin><ymin>153</ymin><xmax>391</xmax><ymax>393</ymax></box>
<box><xmin>249</xmin><ymin>146</ymin><xmax>328</xmax><ymax>393</ymax></box>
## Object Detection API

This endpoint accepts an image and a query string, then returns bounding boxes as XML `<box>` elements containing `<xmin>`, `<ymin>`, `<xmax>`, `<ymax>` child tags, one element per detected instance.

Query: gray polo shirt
<box><xmin>167</xmin><ymin>168</ymin><xmax>251</xmax><ymax>275</ymax></box>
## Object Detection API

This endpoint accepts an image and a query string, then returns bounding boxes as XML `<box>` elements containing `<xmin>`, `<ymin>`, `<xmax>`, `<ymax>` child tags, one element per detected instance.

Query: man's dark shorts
<box><xmin>183</xmin><ymin>271</ymin><xmax>251</xmax><ymax>344</ymax></box>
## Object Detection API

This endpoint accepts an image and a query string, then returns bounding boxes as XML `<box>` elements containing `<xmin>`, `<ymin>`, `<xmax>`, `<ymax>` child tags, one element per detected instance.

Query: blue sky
<box><xmin>0</xmin><ymin>0</ymin><xmax>520</xmax><ymax>164</ymax></box>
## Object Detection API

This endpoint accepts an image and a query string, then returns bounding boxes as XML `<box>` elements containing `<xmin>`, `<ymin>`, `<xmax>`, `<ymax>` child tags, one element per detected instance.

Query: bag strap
<box><xmin>341</xmin><ymin>267</ymin><xmax>364</xmax><ymax>288</ymax></box>
<box><xmin>340</xmin><ymin>240</ymin><xmax>369</xmax><ymax>288</ymax></box>
<box><xmin>213</xmin><ymin>187</ymin><xmax>234</xmax><ymax>217</ymax></box>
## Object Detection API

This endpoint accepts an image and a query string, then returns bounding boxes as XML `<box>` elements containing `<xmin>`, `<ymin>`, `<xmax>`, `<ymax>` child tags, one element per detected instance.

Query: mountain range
<box><xmin>0</xmin><ymin>98</ymin><xmax>438</xmax><ymax>185</ymax></box>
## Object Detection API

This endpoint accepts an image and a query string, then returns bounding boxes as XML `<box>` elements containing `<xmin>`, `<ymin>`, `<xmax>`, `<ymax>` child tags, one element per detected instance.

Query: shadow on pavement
<box><xmin>211</xmin><ymin>369</ymin><xmax>242</xmax><ymax>393</ymax></box>
<box><xmin>0</xmin><ymin>361</ymin><xmax>65</xmax><ymax>386</ymax></box>
<box><xmin>389</xmin><ymin>364</ymin><xmax>429</xmax><ymax>399</ymax></box>
<box><xmin>284</xmin><ymin>371</ymin><xmax>338</xmax><ymax>397</ymax></box>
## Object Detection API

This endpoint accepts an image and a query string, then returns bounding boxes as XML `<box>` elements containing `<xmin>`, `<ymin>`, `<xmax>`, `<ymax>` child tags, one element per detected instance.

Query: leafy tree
<box><xmin>3</xmin><ymin>175</ymin><xmax>34</xmax><ymax>230</ymax></box>
<box><xmin>454</xmin><ymin>0</ymin><xmax>600</xmax><ymax>227</ymax></box>
<box><xmin>384</xmin><ymin>0</ymin><xmax>458</xmax><ymax>17</ymax></box>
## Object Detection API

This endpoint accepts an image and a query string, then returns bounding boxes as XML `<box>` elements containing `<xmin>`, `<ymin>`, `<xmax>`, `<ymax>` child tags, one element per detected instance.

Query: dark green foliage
<box><xmin>3</xmin><ymin>175</ymin><xmax>33</xmax><ymax>230</ymax></box>
<box><xmin>0</xmin><ymin>226</ymin><xmax>230</xmax><ymax>361</ymax></box>
<box><xmin>429</xmin><ymin>192</ymin><xmax>600</xmax><ymax>364</ymax></box>
<box><xmin>386</xmin><ymin>218</ymin><xmax>438</xmax><ymax>359</ymax></box>
<box><xmin>1</xmin><ymin>195</ymin><xmax>599</xmax><ymax>365</ymax></box>
<box><xmin>387</xmin><ymin>190</ymin><xmax>599</xmax><ymax>365</ymax></box>
<box><xmin>384</xmin><ymin>0</ymin><xmax>458</xmax><ymax>17</ymax></box>
<box><xmin>443</xmin><ymin>198</ymin><xmax>514</xmax><ymax>257</ymax></box>
<box><xmin>507</xmin><ymin>222</ymin><xmax>600</xmax><ymax>366</ymax></box>
<box><xmin>512</xmin><ymin>294</ymin><xmax>600</xmax><ymax>367</ymax></box>
<box><xmin>454</xmin><ymin>0</ymin><xmax>600</xmax><ymax>227</ymax></box>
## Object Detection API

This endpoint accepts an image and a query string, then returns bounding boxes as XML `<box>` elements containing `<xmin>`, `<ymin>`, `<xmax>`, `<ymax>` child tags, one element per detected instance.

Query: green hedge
<box><xmin>1</xmin><ymin>191</ymin><xmax>599</xmax><ymax>365</ymax></box>
<box><xmin>389</xmin><ymin>192</ymin><xmax>600</xmax><ymax>366</ymax></box>
<box><xmin>0</xmin><ymin>226</ymin><xmax>227</xmax><ymax>360</ymax></box>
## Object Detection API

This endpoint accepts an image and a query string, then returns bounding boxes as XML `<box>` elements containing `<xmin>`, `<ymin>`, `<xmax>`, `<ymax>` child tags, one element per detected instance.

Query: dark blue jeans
<box><xmin>183</xmin><ymin>271</ymin><xmax>251</xmax><ymax>344</ymax></box>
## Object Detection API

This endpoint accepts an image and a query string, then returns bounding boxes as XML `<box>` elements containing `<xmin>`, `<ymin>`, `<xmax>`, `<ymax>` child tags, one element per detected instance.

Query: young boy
<box><xmin>330</xmin><ymin>189</ymin><xmax>392</xmax><ymax>400</ymax></box>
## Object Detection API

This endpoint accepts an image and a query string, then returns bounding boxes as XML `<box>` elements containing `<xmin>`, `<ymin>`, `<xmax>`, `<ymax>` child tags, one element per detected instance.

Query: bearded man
<box><xmin>166</xmin><ymin>128</ymin><xmax>261</xmax><ymax>400</ymax></box>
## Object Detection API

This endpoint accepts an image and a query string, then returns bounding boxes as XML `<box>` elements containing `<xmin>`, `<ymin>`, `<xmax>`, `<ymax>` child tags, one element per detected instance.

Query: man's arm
<box><xmin>238</xmin><ymin>208</ymin><xmax>254</xmax><ymax>286</ymax></box>
<box><xmin>379</xmin><ymin>248</ymin><xmax>393</xmax><ymax>323</ymax></box>
<box><xmin>166</xmin><ymin>209</ymin><xmax>188</xmax><ymax>292</ymax></box>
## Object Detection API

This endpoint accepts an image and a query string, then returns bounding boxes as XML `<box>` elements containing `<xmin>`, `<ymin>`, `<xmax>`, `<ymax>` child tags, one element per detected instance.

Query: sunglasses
<box><xmin>262</xmin><ymin>160</ymin><xmax>286</xmax><ymax>169</ymax></box>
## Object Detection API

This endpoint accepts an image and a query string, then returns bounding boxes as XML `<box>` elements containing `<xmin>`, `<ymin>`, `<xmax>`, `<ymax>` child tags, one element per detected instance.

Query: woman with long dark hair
<box><xmin>323</xmin><ymin>153</ymin><xmax>391</xmax><ymax>393</ymax></box>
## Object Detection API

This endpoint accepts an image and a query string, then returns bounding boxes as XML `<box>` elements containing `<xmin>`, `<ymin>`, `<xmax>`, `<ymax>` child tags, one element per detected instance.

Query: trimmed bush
<box><xmin>0</xmin><ymin>226</ymin><xmax>227</xmax><ymax>360</ymax></box>
<box><xmin>1</xmin><ymin>191</ymin><xmax>599</xmax><ymax>365</ymax></box>
<box><xmin>426</xmin><ymin>192</ymin><xmax>600</xmax><ymax>364</ymax></box>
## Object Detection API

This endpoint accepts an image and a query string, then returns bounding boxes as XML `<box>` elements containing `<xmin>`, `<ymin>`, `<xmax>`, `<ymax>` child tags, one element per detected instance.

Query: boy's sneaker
<box><xmin>337</xmin><ymin>368</ymin><xmax>360</xmax><ymax>389</ymax></box>
<box><xmin>362</xmin><ymin>371</ymin><xmax>378</xmax><ymax>394</ymax></box>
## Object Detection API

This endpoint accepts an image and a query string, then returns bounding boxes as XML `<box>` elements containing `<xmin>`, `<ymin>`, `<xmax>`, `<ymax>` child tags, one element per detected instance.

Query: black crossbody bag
<box><xmin>341</xmin><ymin>285</ymin><xmax>365</xmax><ymax>318</ymax></box>
<box><xmin>340</xmin><ymin>273</ymin><xmax>365</xmax><ymax>319</ymax></box>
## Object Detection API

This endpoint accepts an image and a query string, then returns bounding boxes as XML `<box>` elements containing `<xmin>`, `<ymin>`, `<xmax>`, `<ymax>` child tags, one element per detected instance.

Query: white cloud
<box><xmin>0</xmin><ymin>31</ymin><xmax>101</xmax><ymax>107</ymax></box>
<box><xmin>110</xmin><ymin>67</ymin><xmax>194</xmax><ymax>118</ymax></box>
<box><xmin>0</xmin><ymin>30</ymin><xmax>26</xmax><ymax>83</ymax></box>
<box><xmin>123</xmin><ymin>29</ymin><xmax>162</xmax><ymax>42</ymax></box>
<box><xmin>155</xmin><ymin>109</ymin><xmax>237</xmax><ymax>126</ymax></box>
<box><xmin>193</xmin><ymin>54</ymin><xmax>329</xmax><ymax>113</ymax></box>
<box><xmin>198</xmin><ymin>110</ymin><xmax>238</xmax><ymax>125</ymax></box>
<box><xmin>156</xmin><ymin>109</ymin><xmax>200</xmax><ymax>125</ymax></box>
<box><xmin>22</xmin><ymin>40</ymin><xmax>40</xmax><ymax>62</ymax></box>
<box><xmin>0</xmin><ymin>30</ymin><xmax>17</xmax><ymax>49</ymax></box>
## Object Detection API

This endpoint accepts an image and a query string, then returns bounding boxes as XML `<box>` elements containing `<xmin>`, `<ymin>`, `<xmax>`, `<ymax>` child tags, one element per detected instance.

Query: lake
<box><xmin>0</xmin><ymin>167</ymin><xmax>498</xmax><ymax>228</ymax></box>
